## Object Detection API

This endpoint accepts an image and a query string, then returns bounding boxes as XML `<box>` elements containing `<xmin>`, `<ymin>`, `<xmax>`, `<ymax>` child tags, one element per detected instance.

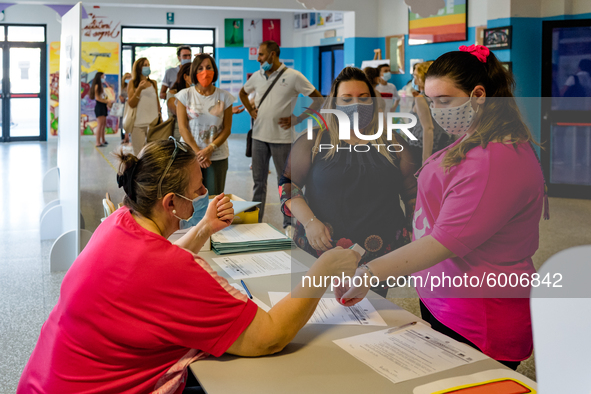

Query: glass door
<box><xmin>319</xmin><ymin>45</ymin><xmax>344</xmax><ymax>96</ymax></box>
<box><xmin>0</xmin><ymin>24</ymin><xmax>47</xmax><ymax>142</ymax></box>
<box><xmin>541</xmin><ymin>19</ymin><xmax>591</xmax><ymax>199</ymax></box>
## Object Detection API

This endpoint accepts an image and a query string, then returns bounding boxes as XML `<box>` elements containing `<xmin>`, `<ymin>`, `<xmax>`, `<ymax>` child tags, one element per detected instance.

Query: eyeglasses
<box><xmin>157</xmin><ymin>136</ymin><xmax>187</xmax><ymax>199</ymax></box>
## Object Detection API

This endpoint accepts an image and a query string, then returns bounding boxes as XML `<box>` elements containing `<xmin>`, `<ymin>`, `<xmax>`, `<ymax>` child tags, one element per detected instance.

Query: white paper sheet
<box><xmin>212</xmin><ymin>251</ymin><xmax>308</xmax><ymax>280</ymax></box>
<box><xmin>333</xmin><ymin>322</ymin><xmax>488</xmax><ymax>385</ymax></box>
<box><xmin>413</xmin><ymin>369</ymin><xmax>537</xmax><ymax>393</ymax></box>
<box><xmin>211</xmin><ymin>223</ymin><xmax>288</xmax><ymax>243</ymax></box>
<box><xmin>229</xmin><ymin>283</ymin><xmax>271</xmax><ymax>312</ymax></box>
<box><xmin>269</xmin><ymin>292</ymin><xmax>387</xmax><ymax>326</ymax></box>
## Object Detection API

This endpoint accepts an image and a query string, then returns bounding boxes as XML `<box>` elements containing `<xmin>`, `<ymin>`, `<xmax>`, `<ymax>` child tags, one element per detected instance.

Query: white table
<box><xmin>190</xmin><ymin>248</ymin><xmax>515</xmax><ymax>393</ymax></box>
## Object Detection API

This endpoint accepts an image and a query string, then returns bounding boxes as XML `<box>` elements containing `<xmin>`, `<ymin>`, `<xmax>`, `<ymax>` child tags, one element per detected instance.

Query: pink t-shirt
<box><xmin>18</xmin><ymin>208</ymin><xmax>257</xmax><ymax>394</ymax></box>
<box><xmin>412</xmin><ymin>138</ymin><xmax>544</xmax><ymax>361</ymax></box>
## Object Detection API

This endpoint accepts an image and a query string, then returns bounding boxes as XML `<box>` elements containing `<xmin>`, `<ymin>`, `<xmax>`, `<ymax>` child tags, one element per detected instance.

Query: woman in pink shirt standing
<box><xmin>337</xmin><ymin>45</ymin><xmax>547</xmax><ymax>370</ymax></box>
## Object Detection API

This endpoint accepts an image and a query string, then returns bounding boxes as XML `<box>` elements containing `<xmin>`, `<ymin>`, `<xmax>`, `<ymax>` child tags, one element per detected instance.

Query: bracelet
<box><xmin>359</xmin><ymin>264</ymin><xmax>376</xmax><ymax>277</ymax></box>
<box><xmin>303</xmin><ymin>216</ymin><xmax>316</xmax><ymax>229</ymax></box>
<box><xmin>209</xmin><ymin>143</ymin><xmax>218</xmax><ymax>151</ymax></box>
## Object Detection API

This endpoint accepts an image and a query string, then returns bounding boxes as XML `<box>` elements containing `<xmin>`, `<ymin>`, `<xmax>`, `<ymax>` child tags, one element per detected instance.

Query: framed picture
<box><xmin>475</xmin><ymin>25</ymin><xmax>486</xmax><ymax>45</ymax></box>
<box><xmin>385</xmin><ymin>35</ymin><xmax>405</xmax><ymax>74</ymax></box>
<box><xmin>408</xmin><ymin>0</ymin><xmax>467</xmax><ymax>45</ymax></box>
<box><xmin>501</xmin><ymin>61</ymin><xmax>512</xmax><ymax>72</ymax></box>
<box><xmin>484</xmin><ymin>26</ymin><xmax>512</xmax><ymax>49</ymax></box>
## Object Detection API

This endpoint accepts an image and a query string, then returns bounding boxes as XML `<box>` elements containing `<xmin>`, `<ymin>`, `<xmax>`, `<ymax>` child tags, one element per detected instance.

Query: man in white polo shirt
<box><xmin>160</xmin><ymin>45</ymin><xmax>192</xmax><ymax>99</ymax></box>
<box><xmin>240</xmin><ymin>40</ymin><xmax>321</xmax><ymax>235</ymax></box>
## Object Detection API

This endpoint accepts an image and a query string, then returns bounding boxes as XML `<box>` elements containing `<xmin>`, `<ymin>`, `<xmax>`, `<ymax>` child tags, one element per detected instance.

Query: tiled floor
<box><xmin>1</xmin><ymin>134</ymin><xmax>591</xmax><ymax>392</ymax></box>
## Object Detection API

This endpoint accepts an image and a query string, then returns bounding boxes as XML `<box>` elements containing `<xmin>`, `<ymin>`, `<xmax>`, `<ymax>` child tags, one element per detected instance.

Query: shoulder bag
<box><xmin>246</xmin><ymin>67</ymin><xmax>288</xmax><ymax>157</ymax></box>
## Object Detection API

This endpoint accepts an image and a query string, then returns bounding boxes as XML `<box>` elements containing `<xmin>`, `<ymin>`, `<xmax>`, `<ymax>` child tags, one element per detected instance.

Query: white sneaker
<box><xmin>284</xmin><ymin>225</ymin><xmax>294</xmax><ymax>238</ymax></box>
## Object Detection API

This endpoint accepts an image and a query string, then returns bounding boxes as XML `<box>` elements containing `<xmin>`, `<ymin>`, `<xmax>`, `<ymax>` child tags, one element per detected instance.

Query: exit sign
<box><xmin>166</xmin><ymin>12</ymin><xmax>174</xmax><ymax>25</ymax></box>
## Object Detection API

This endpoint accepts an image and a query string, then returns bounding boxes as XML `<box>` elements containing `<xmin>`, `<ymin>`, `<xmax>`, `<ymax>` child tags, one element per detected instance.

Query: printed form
<box><xmin>211</xmin><ymin>223</ymin><xmax>288</xmax><ymax>243</ymax></box>
<box><xmin>269</xmin><ymin>292</ymin><xmax>387</xmax><ymax>326</ymax></box>
<box><xmin>212</xmin><ymin>252</ymin><xmax>308</xmax><ymax>280</ymax></box>
<box><xmin>333</xmin><ymin>322</ymin><xmax>487</xmax><ymax>384</ymax></box>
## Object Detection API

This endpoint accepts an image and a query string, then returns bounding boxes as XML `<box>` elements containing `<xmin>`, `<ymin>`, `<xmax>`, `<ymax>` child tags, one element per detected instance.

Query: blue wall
<box><xmin>218</xmin><ymin>11</ymin><xmax>591</xmax><ymax>135</ymax></box>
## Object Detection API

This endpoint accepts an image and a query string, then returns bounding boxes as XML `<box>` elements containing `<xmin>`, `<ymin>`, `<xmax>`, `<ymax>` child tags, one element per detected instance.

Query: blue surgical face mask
<box><xmin>411</xmin><ymin>80</ymin><xmax>420</xmax><ymax>92</ymax></box>
<box><xmin>124</xmin><ymin>79</ymin><xmax>130</xmax><ymax>84</ymax></box>
<box><xmin>261</xmin><ymin>60</ymin><xmax>272</xmax><ymax>72</ymax></box>
<box><xmin>335</xmin><ymin>102</ymin><xmax>375</xmax><ymax>131</ymax></box>
<box><xmin>382</xmin><ymin>72</ymin><xmax>392</xmax><ymax>82</ymax></box>
<box><xmin>181</xmin><ymin>58</ymin><xmax>191</xmax><ymax>65</ymax></box>
<box><xmin>142</xmin><ymin>66</ymin><xmax>151</xmax><ymax>76</ymax></box>
<box><xmin>174</xmin><ymin>189</ymin><xmax>210</xmax><ymax>230</ymax></box>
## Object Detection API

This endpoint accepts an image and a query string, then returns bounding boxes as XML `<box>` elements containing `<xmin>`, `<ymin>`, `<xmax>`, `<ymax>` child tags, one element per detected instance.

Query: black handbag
<box><xmin>246</xmin><ymin>129</ymin><xmax>253</xmax><ymax>157</ymax></box>
<box><xmin>245</xmin><ymin>67</ymin><xmax>288</xmax><ymax>157</ymax></box>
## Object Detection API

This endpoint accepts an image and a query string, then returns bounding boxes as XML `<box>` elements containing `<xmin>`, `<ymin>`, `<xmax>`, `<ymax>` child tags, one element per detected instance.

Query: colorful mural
<box><xmin>408</xmin><ymin>0</ymin><xmax>467</xmax><ymax>45</ymax></box>
<box><xmin>49</xmin><ymin>41</ymin><xmax>120</xmax><ymax>136</ymax></box>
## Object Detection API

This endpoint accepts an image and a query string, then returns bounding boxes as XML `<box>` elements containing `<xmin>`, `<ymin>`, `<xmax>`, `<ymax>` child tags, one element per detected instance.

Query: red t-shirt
<box><xmin>413</xmin><ymin>139</ymin><xmax>544</xmax><ymax>361</ymax></box>
<box><xmin>18</xmin><ymin>208</ymin><xmax>257</xmax><ymax>394</ymax></box>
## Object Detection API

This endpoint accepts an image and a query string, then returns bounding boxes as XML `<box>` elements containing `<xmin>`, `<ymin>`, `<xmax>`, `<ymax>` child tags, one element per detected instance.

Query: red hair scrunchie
<box><xmin>459</xmin><ymin>44</ymin><xmax>490</xmax><ymax>63</ymax></box>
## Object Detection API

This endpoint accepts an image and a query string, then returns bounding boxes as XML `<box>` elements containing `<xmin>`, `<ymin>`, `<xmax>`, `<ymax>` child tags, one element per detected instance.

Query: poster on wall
<box><xmin>323</xmin><ymin>12</ymin><xmax>334</xmax><ymax>24</ymax></box>
<box><xmin>317</xmin><ymin>13</ymin><xmax>325</xmax><ymax>26</ymax></box>
<box><xmin>334</xmin><ymin>12</ymin><xmax>343</xmax><ymax>23</ymax></box>
<box><xmin>244</xmin><ymin>19</ymin><xmax>263</xmax><ymax>47</ymax></box>
<box><xmin>407</xmin><ymin>0</ymin><xmax>467</xmax><ymax>45</ymax></box>
<box><xmin>225</xmin><ymin>19</ymin><xmax>244</xmax><ymax>47</ymax></box>
<box><xmin>49</xmin><ymin>41</ymin><xmax>120</xmax><ymax>136</ymax></box>
<box><xmin>294</xmin><ymin>14</ymin><xmax>301</xmax><ymax>29</ymax></box>
<box><xmin>249</xmin><ymin>47</ymin><xmax>258</xmax><ymax>61</ymax></box>
<box><xmin>301</xmin><ymin>13</ymin><xmax>309</xmax><ymax>29</ymax></box>
<box><xmin>309</xmin><ymin>12</ymin><xmax>316</xmax><ymax>28</ymax></box>
<box><xmin>219</xmin><ymin>58</ymin><xmax>243</xmax><ymax>102</ymax></box>
<box><xmin>262</xmin><ymin>19</ymin><xmax>281</xmax><ymax>46</ymax></box>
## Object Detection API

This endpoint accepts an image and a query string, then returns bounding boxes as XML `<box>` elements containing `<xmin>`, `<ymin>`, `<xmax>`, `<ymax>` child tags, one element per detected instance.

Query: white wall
<box><xmin>3</xmin><ymin>4</ymin><xmax>62</xmax><ymax>42</ymax></box>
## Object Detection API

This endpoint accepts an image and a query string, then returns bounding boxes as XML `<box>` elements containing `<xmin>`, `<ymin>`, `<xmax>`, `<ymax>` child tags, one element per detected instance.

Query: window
<box><xmin>7</xmin><ymin>26</ymin><xmax>45</xmax><ymax>42</ymax></box>
<box><xmin>170</xmin><ymin>29</ymin><xmax>214</xmax><ymax>45</ymax></box>
<box><xmin>122</xmin><ymin>28</ymin><xmax>167</xmax><ymax>44</ymax></box>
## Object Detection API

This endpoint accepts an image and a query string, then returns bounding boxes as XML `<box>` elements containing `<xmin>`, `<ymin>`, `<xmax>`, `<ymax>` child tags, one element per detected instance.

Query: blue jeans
<box><xmin>251</xmin><ymin>139</ymin><xmax>291</xmax><ymax>228</ymax></box>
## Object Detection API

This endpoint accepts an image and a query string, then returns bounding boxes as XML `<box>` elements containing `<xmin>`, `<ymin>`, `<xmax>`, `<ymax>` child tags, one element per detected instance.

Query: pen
<box><xmin>240</xmin><ymin>280</ymin><xmax>253</xmax><ymax>299</ymax></box>
<box><xmin>386</xmin><ymin>321</ymin><xmax>417</xmax><ymax>334</ymax></box>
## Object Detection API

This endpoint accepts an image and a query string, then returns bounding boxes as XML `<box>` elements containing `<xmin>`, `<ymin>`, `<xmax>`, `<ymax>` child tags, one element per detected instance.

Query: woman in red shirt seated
<box><xmin>18</xmin><ymin>138</ymin><xmax>359</xmax><ymax>394</ymax></box>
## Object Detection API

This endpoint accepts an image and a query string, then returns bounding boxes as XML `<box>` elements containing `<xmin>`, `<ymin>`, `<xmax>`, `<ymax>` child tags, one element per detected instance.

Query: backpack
<box><xmin>564</xmin><ymin>75</ymin><xmax>586</xmax><ymax>97</ymax></box>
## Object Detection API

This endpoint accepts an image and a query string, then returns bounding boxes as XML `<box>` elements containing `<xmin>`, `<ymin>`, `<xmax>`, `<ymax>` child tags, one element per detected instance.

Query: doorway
<box><xmin>541</xmin><ymin>19</ymin><xmax>591</xmax><ymax>199</ymax></box>
<box><xmin>0</xmin><ymin>24</ymin><xmax>47</xmax><ymax>142</ymax></box>
<box><xmin>319</xmin><ymin>44</ymin><xmax>344</xmax><ymax>96</ymax></box>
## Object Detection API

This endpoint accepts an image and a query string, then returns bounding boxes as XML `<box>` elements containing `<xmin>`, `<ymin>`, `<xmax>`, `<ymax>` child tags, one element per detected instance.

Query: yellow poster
<box><xmin>49</xmin><ymin>41</ymin><xmax>120</xmax><ymax>136</ymax></box>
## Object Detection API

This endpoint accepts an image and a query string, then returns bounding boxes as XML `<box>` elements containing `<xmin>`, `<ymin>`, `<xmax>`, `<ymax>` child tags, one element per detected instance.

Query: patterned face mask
<box><xmin>335</xmin><ymin>102</ymin><xmax>374</xmax><ymax>131</ymax></box>
<box><xmin>430</xmin><ymin>90</ymin><xmax>477</xmax><ymax>136</ymax></box>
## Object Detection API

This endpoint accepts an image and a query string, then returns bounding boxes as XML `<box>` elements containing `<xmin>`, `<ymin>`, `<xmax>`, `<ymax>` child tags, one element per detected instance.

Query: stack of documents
<box><xmin>211</xmin><ymin>223</ymin><xmax>292</xmax><ymax>255</ymax></box>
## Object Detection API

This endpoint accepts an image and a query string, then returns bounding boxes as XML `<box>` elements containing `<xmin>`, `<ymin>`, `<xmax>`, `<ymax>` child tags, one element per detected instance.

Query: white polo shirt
<box><xmin>243</xmin><ymin>64</ymin><xmax>316</xmax><ymax>144</ymax></box>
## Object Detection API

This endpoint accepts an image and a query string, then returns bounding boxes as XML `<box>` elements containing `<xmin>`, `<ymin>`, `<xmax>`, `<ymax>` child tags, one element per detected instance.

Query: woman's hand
<box><xmin>199</xmin><ymin>157</ymin><xmax>212</xmax><ymax>168</ymax></box>
<box><xmin>138</xmin><ymin>80</ymin><xmax>151</xmax><ymax>91</ymax></box>
<box><xmin>315</xmin><ymin>247</ymin><xmax>361</xmax><ymax>278</ymax></box>
<box><xmin>334</xmin><ymin>266</ymin><xmax>372</xmax><ymax>306</ymax></box>
<box><xmin>305</xmin><ymin>219</ymin><xmax>333</xmax><ymax>251</ymax></box>
<box><xmin>197</xmin><ymin>146</ymin><xmax>214</xmax><ymax>167</ymax></box>
<box><xmin>203</xmin><ymin>193</ymin><xmax>234</xmax><ymax>233</ymax></box>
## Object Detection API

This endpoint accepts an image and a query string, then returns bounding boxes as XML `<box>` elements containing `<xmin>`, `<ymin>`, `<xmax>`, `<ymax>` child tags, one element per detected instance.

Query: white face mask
<box><xmin>430</xmin><ymin>91</ymin><xmax>478</xmax><ymax>136</ymax></box>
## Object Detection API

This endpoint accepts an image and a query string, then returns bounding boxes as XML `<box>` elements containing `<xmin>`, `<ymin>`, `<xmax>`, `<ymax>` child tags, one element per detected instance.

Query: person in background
<box><xmin>279</xmin><ymin>67</ymin><xmax>417</xmax><ymax>298</ymax></box>
<box><xmin>376</xmin><ymin>63</ymin><xmax>400</xmax><ymax>112</ymax></box>
<box><xmin>177</xmin><ymin>54</ymin><xmax>234</xmax><ymax>195</ymax></box>
<box><xmin>161</xmin><ymin>45</ymin><xmax>192</xmax><ymax>100</ymax></box>
<box><xmin>407</xmin><ymin>61</ymin><xmax>452</xmax><ymax>164</ymax></box>
<box><xmin>560</xmin><ymin>58</ymin><xmax>591</xmax><ymax>97</ymax></box>
<box><xmin>120</xmin><ymin>72</ymin><xmax>131</xmax><ymax>144</ymax></box>
<box><xmin>337</xmin><ymin>45</ymin><xmax>547</xmax><ymax>371</ymax></box>
<box><xmin>89</xmin><ymin>72</ymin><xmax>113</xmax><ymax>148</ymax></box>
<box><xmin>239</xmin><ymin>40</ymin><xmax>322</xmax><ymax>237</ymax></box>
<box><xmin>166</xmin><ymin>63</ymin><xmax>192</xmax><ymax>141</ymax></box>
<box><xmin>127</xmin><ymin>57</ymin><xmax>160</xmax><ymax>155</ymax></box>
<box><xmin>17</xmin><ymin>137</ymin><xmax>361</xmax><ymax>394</ymax></box>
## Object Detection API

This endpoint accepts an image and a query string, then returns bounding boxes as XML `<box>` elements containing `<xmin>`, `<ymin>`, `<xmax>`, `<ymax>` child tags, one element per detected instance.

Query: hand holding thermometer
<box><xmin>348</xmin><ymin>243</ymin><xmax>366</xmax><ymax>257</ymax></box>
